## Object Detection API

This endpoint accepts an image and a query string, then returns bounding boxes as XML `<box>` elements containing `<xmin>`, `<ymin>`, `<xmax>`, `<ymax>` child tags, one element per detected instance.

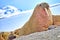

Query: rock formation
<box><xmin>14</xmin><ymin>2</ymin><xmax>53</xmax><ymax>36</ymax></box>
<box><xmin>14</xmin><ymin>26</ymin><xmax>60</xmax><ymax>40</ymax></box>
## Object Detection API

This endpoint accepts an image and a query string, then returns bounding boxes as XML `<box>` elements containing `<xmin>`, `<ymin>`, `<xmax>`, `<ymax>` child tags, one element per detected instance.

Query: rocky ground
<box><xmin>14</xmin><ymin>26</ymin><xmax>60</xmax><ymax>40</ymax></box>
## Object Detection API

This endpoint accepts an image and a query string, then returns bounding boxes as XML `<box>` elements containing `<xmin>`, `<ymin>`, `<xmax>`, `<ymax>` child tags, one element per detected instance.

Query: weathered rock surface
<box><xmin>14</xmin><ymin>26</ymin><xmax>60</xmax><ymax>40</ymax></box>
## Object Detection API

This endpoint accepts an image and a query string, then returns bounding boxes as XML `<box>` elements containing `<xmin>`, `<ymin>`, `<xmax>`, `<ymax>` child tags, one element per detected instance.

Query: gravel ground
<box><xmin>14</xmin><ymin>26</ymin><xmax>60</xmax><ymax>40</ymax></box>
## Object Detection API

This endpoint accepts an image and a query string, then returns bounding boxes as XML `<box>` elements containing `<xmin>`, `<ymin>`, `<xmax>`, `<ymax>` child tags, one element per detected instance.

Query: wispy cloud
<box><xmin>20</xmin><ymin>9</ymin><xmax>33</xmax><ymax>14</ymax></box>
<box><xmin>0</xmin><ymin>5</ymin><xmax>20</xmax><ymax>18</ymax></box>
<box><xmin>0</xmin><ymin>5</ymin><xmax>33</xmax><ymax>19</ymax></box>
<box><xmin>50</xmin><ymin>3</ymin><xmax>60</xmax><ymax>8</ymax></box>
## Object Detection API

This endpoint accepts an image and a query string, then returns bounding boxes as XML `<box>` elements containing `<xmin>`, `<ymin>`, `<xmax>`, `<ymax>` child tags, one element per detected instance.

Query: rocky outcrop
<box><xmin>14</xmin><ymin>26</ymin><xmax>60</xmax><ymax>40</ymax></box>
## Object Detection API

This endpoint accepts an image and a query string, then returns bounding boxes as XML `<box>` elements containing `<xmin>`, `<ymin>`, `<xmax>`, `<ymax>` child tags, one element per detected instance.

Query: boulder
<box><xmin>14</xmin><ymin>26</ymin><xmax>60</xmax><ymax>40</ymax></box>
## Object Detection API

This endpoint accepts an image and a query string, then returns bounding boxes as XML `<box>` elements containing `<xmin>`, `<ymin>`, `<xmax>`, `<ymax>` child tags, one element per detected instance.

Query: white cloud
<box><xmin>20</xmin><ymin>9</ymin><xmax>33</xmax><ymax>14</ymax></box>
<box><xmin>0</xmin><ymin>5</ymin><xmax>20</xmax><ymax>18</ymax></box>
<box><xmin>0</xmin><ymin>5</ymin><xmax>33</xmax><ymax>19</ymax></box>
<box><xmin>50</xmin><ymin>3</ymin><xmax>60</xmax><ymax>8</ymax></box>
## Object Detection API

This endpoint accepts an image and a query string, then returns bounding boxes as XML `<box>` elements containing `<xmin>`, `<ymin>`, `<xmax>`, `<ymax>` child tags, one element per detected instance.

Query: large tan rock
<box><xmin>14</xmin><ymin>26</ymin><xmax>60</xmax><ymax>40</ymax></box>
<box><xmin>14</xmin><ymin>2</ymin><xmax>53</xmax><ymax>36</ymax></box>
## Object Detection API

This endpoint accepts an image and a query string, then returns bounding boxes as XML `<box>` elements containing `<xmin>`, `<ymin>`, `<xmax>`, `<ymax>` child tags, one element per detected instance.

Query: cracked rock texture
<box><xmin>14</xmin><ymin>26</ymin><xmax>60</xmax><ymax>40</ymax></box>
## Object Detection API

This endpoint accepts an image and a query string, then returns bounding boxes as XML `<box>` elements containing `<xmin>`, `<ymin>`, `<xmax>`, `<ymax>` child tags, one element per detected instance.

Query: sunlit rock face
<box><xmin>14</xmin><ymin>26</ymin><xmax>60</xmax><ymax>40</ymax></box>
<box><xmin>14</xmin><ymin>2</ymin><xmax>53</xmax><ymax>36</ymax></box>
<box><xmin>53</xmin><ymin>15</ymin><xmax>60</xmax><ymax>26</ymax></box>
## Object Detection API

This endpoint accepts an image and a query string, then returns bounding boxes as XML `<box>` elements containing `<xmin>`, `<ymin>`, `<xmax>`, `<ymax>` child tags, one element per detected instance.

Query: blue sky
<box><xmin>0</xmin><ymin>0</ymin><xmax>60</xmax><ymax>10</ymax></box>
<box><xmin>0</xmin><ymin>0</ymin><xmax>60</xmax><ymax>32</ymax></box>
